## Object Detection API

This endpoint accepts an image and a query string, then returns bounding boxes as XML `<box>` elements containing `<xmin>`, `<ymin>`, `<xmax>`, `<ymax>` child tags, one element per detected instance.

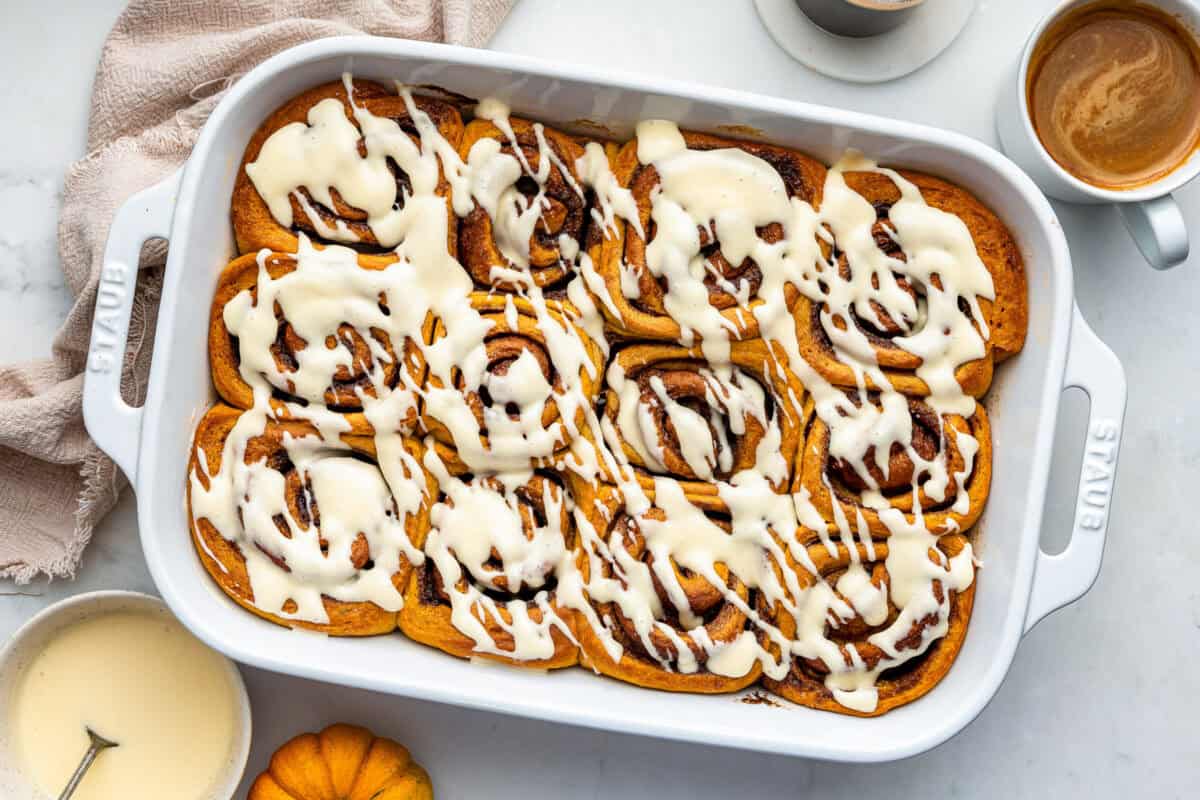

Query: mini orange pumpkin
<box><xmin>248</xmin><ymin>723</ymin><xmax>432</xmax><ymax>800</ymax></box>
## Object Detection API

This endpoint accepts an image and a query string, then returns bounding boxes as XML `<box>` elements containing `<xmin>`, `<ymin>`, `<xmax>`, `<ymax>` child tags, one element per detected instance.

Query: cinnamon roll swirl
<box><xmin>763</xmin><ymin>534</ymin><xmax>976</xmax><ymax>716</ymax></box>
<box><xmin>599</xmin><ymin>341</ymin><xmax>803</xmax><ymax>495</ymax></box>
<box><xmin>569</xmin><ymin>481</ymin><xmax>765</xmax><ymax>693</ymax></box>
<box><xmin>209</xmin><ymin>250</ymin><xmax>429</xmax><ymax>430</ymax></box>
<box><xmin>232</xmin><ymin>78</ymin><xmax>463</xmax><ymax>259</ymax></box>
<box><xmin>793</xmin><ymin>170</ymin><xmax>1028</xmax><ymax>398</ymax></box>
<box><xmin>421</xmin><ymin>293</ymin><xmax>604</xmax><ymax>469</ymax></box>
<box><xmin>399</xmin><ymin>449</ymin><xmax>578</xmax><ymax>669</ymax></box>
<box><xmin>797</xmin><ymin>395</ymin><xmax>992</xmax><ymax>537</ymax></box>
<box><xmin>456</xmin><ymin>116</ymin><xmax>591</xmax><ymax>294</ymax></box>
<box><xmin>594</xmin><ymin>131</ymin><xmax>826</xmax><ymax>344</ymax></box>
<box><xmin>187</xmin><ymin>404</ymin><xmax>433</xmax><ymax>636</ymax></box>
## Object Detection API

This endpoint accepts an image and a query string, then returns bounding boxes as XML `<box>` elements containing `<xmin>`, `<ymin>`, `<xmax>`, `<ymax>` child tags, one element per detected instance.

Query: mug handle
<box><xmin>1117</xmin><ymin>194</ymin><xmax>1189</xmax><ymax>270</ymax></box>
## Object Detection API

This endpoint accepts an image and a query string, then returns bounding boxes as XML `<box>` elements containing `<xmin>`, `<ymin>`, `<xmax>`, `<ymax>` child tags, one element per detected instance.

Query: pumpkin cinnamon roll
<box><xmin>763</xmin><ymin>534</ymin><xmax>976</xmax><ymax>716</ymax></box>
<box><xmin>187</xmin><ymin>404</ymin><xmax>433</xmax><ymax>636</ymax></box>
<box><xmin>209</xmin><ymin>249</ymin><xmax>430</xmax><ymax>431</ymax></box>
<box><xmin>568</xmin><ymin>479</ymin><xmax>772</xmax><ymax>693</ymax></box>
<box><xmin>231</xmin><ymin>78</ymin><xmax>463</xmax><ymax>259</ymax></box>
<box><xmin>599</xmin><ymin>341</ymin><xmax>804</xmax><ymax>495</ymax></box>
<box><xmin>793</xmin><ymin>169</ymin><xmax>1027</xmax><ymax>398</ymax></box>
<box><xmin>456</xmin><ymin>116</ymin><xmax>594</xmax><ymax>294</ymax></box>
<box><xmin>420</xmin><ymin>292</ymin><xmax>604</xmax><ymax>470</ymax></box>
<box><xmin>593</xmin><ymin>131</ymin><xmax>826</xmax><ymax>344</ymax></box>
<box><xmin>796</xmin><ymin>395</ymin><xmax>992</xmax><ymax>538</ymax></box>
<box><xmin>187</xmin><ymin>76</ymin><xmax>1036</xmax><ymax>717</ymax></box>
<box><xmin>398</xmin><ymin>444</ymin><xmax>578</xmax><ymax>669</ymax></box>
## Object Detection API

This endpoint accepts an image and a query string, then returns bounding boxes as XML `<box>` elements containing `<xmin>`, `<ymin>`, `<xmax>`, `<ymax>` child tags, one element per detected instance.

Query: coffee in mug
<box><xmin>1027</xmin><ymin>1</ymin><xmax>1200</xmax><ymax>190</ymax></box>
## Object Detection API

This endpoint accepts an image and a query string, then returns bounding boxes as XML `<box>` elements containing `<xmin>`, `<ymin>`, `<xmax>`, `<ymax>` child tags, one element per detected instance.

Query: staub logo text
<box><xmin>88</xmin><ymin>262</ymin><xmax>130</xmax><ymax>374</ymax></box>
<box><xmin>1078</xmin><ymin>419</ymin><xmax>1119</xmax><ymax>532</ymax></box>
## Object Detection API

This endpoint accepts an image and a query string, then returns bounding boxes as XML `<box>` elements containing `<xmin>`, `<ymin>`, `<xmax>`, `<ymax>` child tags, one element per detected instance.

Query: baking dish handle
<box><xmin>82</xmin><ymin>168</ymin><xmax>183</xmax><ymax>483</ymax></box>
<box><xmin>1024</xmin><ymin>305</ymin><xmax>1126</xmax><ymax>633</ymax></box>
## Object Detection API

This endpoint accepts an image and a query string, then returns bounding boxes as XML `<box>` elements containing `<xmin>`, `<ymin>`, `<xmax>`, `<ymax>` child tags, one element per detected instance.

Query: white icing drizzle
<box><xmin>193</xmin><ymin>77</ymin><xmax>1008</xmax><ymax>713</ymax></box>
<box><xmin>189</xmin><ymin>397</ymin><xmax>424</xmax><ymax>622</ymax></box>
<box><xmin>224</xmin><ymin>246</ymin><xmax>418</xmax><ymax>412</ymax></box>
<box><xmin>576</xmin><ymin>141</ymin><xmax>644</xmax><ymax>241</ymax></box>
<box><xmin>419</xmin><ymin>449</ymin><xmax>575</xmax><ymax>661</ymax></box>
<box><xmin>604</xmin><ymin>357</ymin><xmax>785</xmax><ymax>487</ymax></box>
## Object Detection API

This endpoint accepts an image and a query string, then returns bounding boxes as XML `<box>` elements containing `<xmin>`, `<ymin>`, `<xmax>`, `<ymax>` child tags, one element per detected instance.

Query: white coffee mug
<box><xmin>997</xmin><ymin>0</ymin><xmax>1200</xmax><ymax>270</ymax></box>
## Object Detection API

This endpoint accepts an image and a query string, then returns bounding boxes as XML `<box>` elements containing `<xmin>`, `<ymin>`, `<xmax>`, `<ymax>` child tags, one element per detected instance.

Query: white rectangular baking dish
<box><xmin>81</xmin><ymin>37</ymin><xmax>1126</xmax><ymax>762</ymax></box>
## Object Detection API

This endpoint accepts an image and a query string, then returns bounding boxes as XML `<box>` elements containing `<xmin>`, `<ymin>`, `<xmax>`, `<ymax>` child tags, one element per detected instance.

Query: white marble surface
<box><xmin>1</xmin><ymin>1</ymin><xmax>1196</xmax><ymax>797</ymax></box>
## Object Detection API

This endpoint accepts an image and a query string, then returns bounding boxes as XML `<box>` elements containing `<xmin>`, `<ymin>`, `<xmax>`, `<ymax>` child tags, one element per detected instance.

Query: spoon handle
<box><xmin>57</xmin><ymin>743</ymin><xmax>102</xmax><ymax>800</ymax></box>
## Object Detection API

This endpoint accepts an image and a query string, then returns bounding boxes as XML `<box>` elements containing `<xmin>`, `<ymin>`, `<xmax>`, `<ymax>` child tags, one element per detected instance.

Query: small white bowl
<box><xmin>0</xmin><ymin>591</ymin><xmax>252</xmax><ymax>799</ymax></box>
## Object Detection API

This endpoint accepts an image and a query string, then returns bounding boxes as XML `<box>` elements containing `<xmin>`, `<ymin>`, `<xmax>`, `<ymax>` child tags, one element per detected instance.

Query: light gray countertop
<box><xmin>1</xmin><ymin>1</ymin><xmax>1196</xmax><ymax>797</ymax></box>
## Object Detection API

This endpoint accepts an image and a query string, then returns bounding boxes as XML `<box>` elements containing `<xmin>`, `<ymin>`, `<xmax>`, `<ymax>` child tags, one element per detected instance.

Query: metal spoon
<box><xmin>57</xmin><ymin>727</ymin><xmax>118</xmax><ymax>800</ymax></box>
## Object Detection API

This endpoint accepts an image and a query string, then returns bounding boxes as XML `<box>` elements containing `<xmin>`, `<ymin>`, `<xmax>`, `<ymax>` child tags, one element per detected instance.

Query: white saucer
<box><xmin>754</xmin><ymin>0</ymin><xmax>978</xmax><ymax>84</ymax></box>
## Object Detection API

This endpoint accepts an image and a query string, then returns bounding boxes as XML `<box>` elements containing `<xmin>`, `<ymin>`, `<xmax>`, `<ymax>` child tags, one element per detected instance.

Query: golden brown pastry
<box><xmin>231</xmin><ymin>79</ymin><xmax>463</xmax><ymax>260</ymax></box>
<box><xmin>762</xmin><ymin>535</ymin><xmax>976</xmax><ymax>717</ymax></box>
<box><xmin>791</xmin><ymin>170</ymin><xmax>1028</xmax><ymax>398</ymax></box>
<box><xmin>795</xmin><ymin>394</ymin><xmax>993</xmax><ymax>537</ymax></box>
<box><xmin>208</xmin><ymin>251</ymin><xmax>429</xmax><ymax>431</ymax></box>
<box><xmin>597</xmin><ymin>340</ymin><xmax>804</xmax><ymax>495</ymax></box>
<box><xmin>399</xmin><ymin>441</ymin><xmax>579</xmax><ymax>670</ymax></box>
<box><xmin>456</xmin><ymin>117</ymin><xmax>591</xmax><ymax>294</ymax></box>
<box><xmin>594</xmin><ymin>131</ymin><xmax>826</xmax><ymax>343</ymax></box>
<box><xmin>187</xmin><ymin>404</ymin><xmax>432</xmax><ymax>636</ymax></box>
<box><xmin>419</xmin><ymin>292</ymin><xmax>603</xmax><ymax>463</ymax></box>
<box><xmin>568</xmin><ymin>479</ymin><xmax>765</xmax><ymax>693</ymax></box>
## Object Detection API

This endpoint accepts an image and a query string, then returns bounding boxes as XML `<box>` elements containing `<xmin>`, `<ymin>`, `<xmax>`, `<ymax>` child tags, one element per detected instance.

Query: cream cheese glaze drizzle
<box><xmin>190</xmin><ymin>397</ymin><xmax>425</xmax><ymax>622</ymax></box>
<box><xmin>192</xmin><ymin>74</ymin><xmax>1000</xmax><ymax>712</ymax></box>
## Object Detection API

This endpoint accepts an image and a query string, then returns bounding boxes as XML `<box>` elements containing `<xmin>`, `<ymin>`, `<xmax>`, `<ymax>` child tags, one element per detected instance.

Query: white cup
<box><xmin>997</xmin><ymin>0</ymin><xmax>1200</xmax><ymax>270</ymax></box>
